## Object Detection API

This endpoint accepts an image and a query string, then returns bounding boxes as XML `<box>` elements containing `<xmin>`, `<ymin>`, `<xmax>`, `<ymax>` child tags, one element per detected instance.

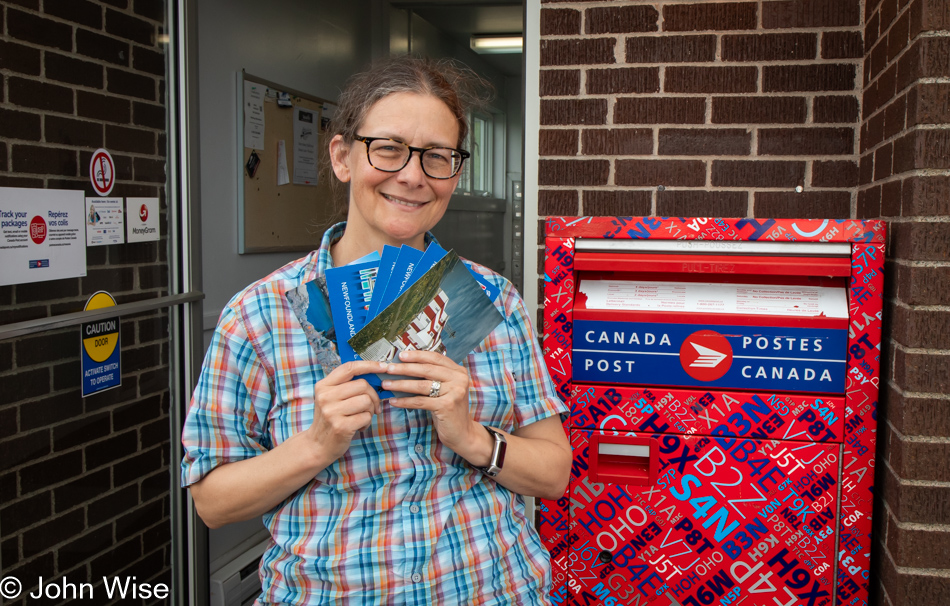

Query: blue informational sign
<box><xmin>81</xmin><ymin>316</ymin><xmax>121</xmax><ymax>397</ymax></box>
<box><xmin>572</xmin><ymin>320</ymin><xmax>848</xmax><ymax>393</ymax></box>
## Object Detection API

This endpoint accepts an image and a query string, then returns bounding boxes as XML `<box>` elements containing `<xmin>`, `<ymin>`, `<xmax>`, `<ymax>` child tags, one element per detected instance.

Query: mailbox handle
<box><xmin>589</xmin><ymin>434</ymin><xmax>658</xmax><ymax>486</ymax></box>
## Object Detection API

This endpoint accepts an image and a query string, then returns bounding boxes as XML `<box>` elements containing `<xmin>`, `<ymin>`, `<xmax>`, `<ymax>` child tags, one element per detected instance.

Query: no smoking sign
<box><xmin>89</xmin><ymin>148</ymin><xmax>115</xmax><ymax>196</ymax></box>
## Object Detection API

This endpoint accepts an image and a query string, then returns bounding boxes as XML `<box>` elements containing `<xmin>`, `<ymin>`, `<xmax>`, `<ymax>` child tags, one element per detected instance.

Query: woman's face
<box><xmin>330</xmin><ymin>92</ymin><xmax>461</xmax><ymax>250</ymax></box>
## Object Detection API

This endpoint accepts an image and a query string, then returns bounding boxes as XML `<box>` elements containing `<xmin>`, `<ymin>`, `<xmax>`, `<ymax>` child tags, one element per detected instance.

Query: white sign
<box><xmin>89</xmin><ymin>148</ymin><xmax>116</xmax><ymax>196</ymax></box>
<box><xmin>85</xmin><ymin>197</ymin><xmax>125</xmax><ymax>246</ymax></box>
<box><xmin>126</xmin><ymin>197</ymin><xmax>160</xmax><ymax>243</ymax></box>
<box><xmin>0</xmin><ymin>187</ymin><xmax>86</xmax><ymax>286</ymax></box>
<box><xmin>244</xmin><ymin>80</ymin><xmax>265</xmax><ymax>150</ymax></box>
<box><xmin>293</xmin><ymin>108</ymin><xmax>319</xmax><ymax>185</ymax></box>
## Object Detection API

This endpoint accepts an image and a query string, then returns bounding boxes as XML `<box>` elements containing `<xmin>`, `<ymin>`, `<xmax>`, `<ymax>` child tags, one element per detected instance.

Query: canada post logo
<box><xmin>680</xmin><ymin>330</ymin><xmax>732</xmax><ymax>381</ymax></box>
<box><xmin>572</xmin><ymin>320</ymin><xmax>847</xmax><ymax>394</ymax></box>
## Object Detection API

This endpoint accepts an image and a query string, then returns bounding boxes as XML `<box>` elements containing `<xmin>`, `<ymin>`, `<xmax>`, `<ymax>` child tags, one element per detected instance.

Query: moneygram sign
<box><xmin>572</xmin><ymin>321</ymin><xmax>848</xmax><ymax>393</ymax></box>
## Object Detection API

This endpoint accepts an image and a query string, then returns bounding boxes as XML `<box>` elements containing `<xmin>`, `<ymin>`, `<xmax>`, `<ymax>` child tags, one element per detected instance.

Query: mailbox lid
<box><xmin>566</xmin><ymin>429</ymin><xmax>840</xmax><ymax>606</ymax></box>
<box><xmin>570</xmin><ymin>383</ymin><xmax>846</xmax><ymax>443</ymax></box>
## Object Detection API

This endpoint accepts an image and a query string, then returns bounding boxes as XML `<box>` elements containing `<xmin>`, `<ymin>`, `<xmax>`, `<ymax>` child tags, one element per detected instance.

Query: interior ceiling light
<box><xmin>470</xmin><ymin>34</ymin><xmax>523</xmax><ymax>54</ymax></box>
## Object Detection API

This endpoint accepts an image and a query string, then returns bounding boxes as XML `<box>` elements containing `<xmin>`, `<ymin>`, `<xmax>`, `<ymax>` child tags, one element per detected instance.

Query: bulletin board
<box><xmin>238</xmin><ymin>71</ymin><xmax>343</xmax><ymax>253</ymax></box>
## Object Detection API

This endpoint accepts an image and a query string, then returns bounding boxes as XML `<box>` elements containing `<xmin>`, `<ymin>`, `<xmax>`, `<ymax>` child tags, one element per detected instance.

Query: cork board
<box><xmin>238</xmin><ymin>72</ymin><xmax>343</xmax><ymax>253</ymax></box>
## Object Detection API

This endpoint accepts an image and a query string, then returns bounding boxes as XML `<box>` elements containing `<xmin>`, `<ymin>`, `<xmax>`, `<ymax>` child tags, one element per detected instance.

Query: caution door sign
<box><xmin>81</xmin><ymin>291</ymin><xmax>121</xmax><ymax>397</ymax></box>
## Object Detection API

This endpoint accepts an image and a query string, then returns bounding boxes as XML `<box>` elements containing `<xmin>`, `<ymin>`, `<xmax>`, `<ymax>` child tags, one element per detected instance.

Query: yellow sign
<box><xmin>82</xmin><ymin>291</ymin><xmax>118</xmax><ymax>363</ymax></box>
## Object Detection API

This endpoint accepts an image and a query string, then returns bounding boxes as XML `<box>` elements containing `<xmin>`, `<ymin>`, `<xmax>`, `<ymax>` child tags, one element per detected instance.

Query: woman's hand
<box><xmin>382</xmin><ymin>349</ymin><xmax>485</xmax><ymax>458</ymax></box>
<box><xmin>305</xmin><ymin>360</ymin><xmax>388</xmax><ymax>464</ymax></box>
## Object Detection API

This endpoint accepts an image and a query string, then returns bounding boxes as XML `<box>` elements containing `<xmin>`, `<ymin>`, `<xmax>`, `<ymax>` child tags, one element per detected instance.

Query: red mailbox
<box><xmin>539</xmin><ymin>218</ymin><xmax>883</xmax><ymax>606</ymax></box>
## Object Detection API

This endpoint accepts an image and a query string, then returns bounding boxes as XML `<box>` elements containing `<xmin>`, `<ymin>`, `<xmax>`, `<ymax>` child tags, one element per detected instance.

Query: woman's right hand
<box><xmin>305</xmin><ymin>360</ymin><xmax>387</xmax><ymax>464</ymax></box>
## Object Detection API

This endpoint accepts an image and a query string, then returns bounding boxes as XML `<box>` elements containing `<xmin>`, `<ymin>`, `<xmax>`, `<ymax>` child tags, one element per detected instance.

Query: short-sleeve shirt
<box><xmin>181</xmin><ymin>223</ymin><xmax>568</xmax><ymax>605</ymax></box>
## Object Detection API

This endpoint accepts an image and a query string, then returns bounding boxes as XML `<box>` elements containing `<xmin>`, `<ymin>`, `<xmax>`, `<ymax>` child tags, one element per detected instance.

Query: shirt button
<box><xmin>414</xmin><ymin>444</ymin><xmax>424</xmax><ymax>453</ymax></box>
<box><xmin>410</xmin><ymin>504</ymin><xmax>420</xmax><ymax>514</ymax></box>
<box><xmin>411</xmin><ymin>573</ymin><xmax>422</xmax><ymax>583</ymax></box>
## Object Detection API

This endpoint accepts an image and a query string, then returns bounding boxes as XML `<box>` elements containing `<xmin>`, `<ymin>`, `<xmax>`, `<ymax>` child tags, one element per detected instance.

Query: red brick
<box><xmin>45</xmin><ymin>52</ymin><xmax>104</xmax><ymax>89</ymax></box>
<box><xmin>856</xmin><ymin>184</ymin><xmax>881</xmax><ymax>218</ymax></box>
<box><xmin>45</xmin><ymin>116</ymin><xmax>104</xmax><ymax>148</ymax></box>
<box><xmin>106</xmin><ymin>8</ymin><xmax>156</xmax><ymax>45</ymax></box>
<box><xmin>663</xmin><ymin>2</ymin><xmax>757</xmax><ymax>32</ymax></box>
<box><xmin>615</xmin><ymin>97</ymin><xmax>706</xmax><ymax>124</ymax></box>
<box><xmin>540</xmin><ymin>70</ymin><xmax>580</xmax><ymax>97</ymax></box>
<box><xmin>814</xmin><ymin>95</ymin><xmax>860</xmax><ymax>123</ymax></box>
<box><xmin>898</xmin><ymin>37</ymin><xmax>950</xmax><ymax>92</ymax></box>
<box><xmin>665</xmin><ymin>66</ymin><xmax>757</xmax><ymax>93</ymax></box>
<box><xmin>8</xmin><ymin>77</ymin><xmax>74</xmax><ymax>113</ymax></box>
<box><xmin>721</xmin><ymin>33</ymin><xmax>817</xmax><ymax>61</ymax></box>
<box><xmin>882</xmin><ymin>178</ymin><xmax>902</xmax><ymax>216</ymax></box>
<box><xmin>134</xmin><ymin>0</ymin><xmax>166</xmax><ymax>22</ymax></box>
<box><xmin>106</xmin><ymin>125</ymin><xmax>156</xmax><ymax>154</ymax></box>
<box><xmin>753</xmin><ymin>191</ymin><xmax>851</xmax><ymax>218</ymax></box>
<box><xmin>0</xmin><ymin>108</ymin><xmax>41</xmax><ymax>141</ymax></box>
<box><xmin>539</xmin><ymin>159</ymin><xmax>609</xmax><ymax>186</ymax></box>
<box><xmin>132</xmin><ymin>46</ymin><xmax>165</xmax><ymax>77</ymax></box>
<box><xmin>626</xmin><ymin>35</ymin><xmax>716</xmax><ymax>63</ymax></box>
<box><xmin>540</xmin><ymin>129</ymin><xmax>578</xmax><ymax>156</ymax></box>
<box><xmin>822</xmin><ymin>31</ymin><xmax>864</xmax><ymax>59</ymax></box>
<box><xmin>583</xmin><ymin>190</ymin><xmax>651</xmax><ymax>216</ymax></box>
<box><xmin>763</xmin><ymin>0</ymin><xmax>860</xmax><ymax>28</ymax></box>
<box><xmin>898</xmin><ymin>262</ymin><xmax>950</xmax><ymax>305</ymax></box>
<box><xmin>763</xmin><ymin>64</ymin><xmax>857</xmax><ymax>92</ymax></box>
<box><xmin>616</xmin><ymin>160</ymin><xmax>706</xmax><ymax>187</ymax></box>
<box><xmin>657</xmin><ymin>190</ymin><xmax>748</xmax><ymax>217</ymax></box>
<box><xmin>891</xmin><ymin>221</ymin><xmax>950</xmax><ymax>261</ymax></box>
<box><xmin>0</xmin><ymin>40</ymin><xmax>41</xmax><ymax>75</ymax></box>
<box><xmin>875</xmin><ymin>143</ymin><xmax>894</xmax><ymax>180</ymax></box>
<box><xmin>865</xmin><ymin>111</ymin><xmax>886</xmax><ymax>151</ymax></box>
<box><xmin>894</xmin><ymin>129</ymin><xmax>950</xmax><ymax>172</ymax></box>
<box><xmin>12</xmin><ymin>145</ymin><xmax>77</xmax><ymax>176</ymax></box>
<box><xmin>658</xmin><ymin>128</ymin><xmax>751</xmax><ymax>156</ymax></box>
<box><xmin>910</xmin><ymin>0</ymin><xmax>950</xmax><ymax>38</ymax></box>
<box><xmin>859</xmin><ymin>153</ymin><xmax>874</xmax><ymax>186</ymax></box>
<box><xmin>888</xmin><ymin>11</ymin><xmax>911</xmax><ymax>64</ymax></box>
<box><xmin>902</xmin><ymin>175</ymin><xmax>950</xmax><ymax>216</ymax></box>
<box><xmin>77</xmin><ymin>90</ymin><xmax>132</xmax><ymax>123</ymax></box>
<box><xmin>713</xmin><ymin>96</ymin><xmax>807</xmax><ymax>124</ymax></box>
<box><xmin>541</xmin><ymin>38</ymin><xmax>616</xmax><ymax>66</ymax></box>
<box><xmin>712</xmin><ymin>160</ymin><xmax>805</xmax><ymax>187</ymax></box>
<box><xmin>759</xmin><ymin>127</ymin><xmax>854</xmax><ymax>156</ymax></box>
<box><xmin>44</xmin><ymin>0</ymin><xmax>102</xmax><ymax>29</ymax></box>
<box><xmin>132</xmin><ymin>101</ymin><xmax>165</xmax><ymax>130</ymax></box>
<box><xmin>907</xmin><ymin>83</ymin><xmax>950</xmax><ymax>126</ymax></box>
<box><xmin>541</xmin><ymin>8</ymin><xmax>581</xmax><ymax>35</ymax></box>
<box><xmin>866</xmin><ymin>11</ymin><xmax>881</xmax><ymax>51</ymax></box>
<box><xmin>6</xmin><ymin>8</ymin><xmax>72</xmax><ymax>51</ymax></box>
<box><xmin>540</xmin><ymin>99</ymin><xmax>607</xmax><ymax>126</ymax></box>
<box><xmin>885</xmin><ymin>95</ymin><xmax>908</xmax><ymax>139</ymax></box>
<box><xmin>812</xmin><ymin>161</ymin><xmax>859</xmax><ymax>188</ymax></box>
<box><xmin>586</xmin><ymin>67</ymin><xmax>659</xmax><ymax>94</ymax></box>
<box><xmin>107</xmin><ymin>68</ymin><xmax>157</xmax><ymax>101</ymax></box>
<box><xmin>901</xmin><ymin>349</ymin><xmax>950</xmax><ymax>393</ymax></box>
<box><xmin>586</xmin><ymin>5</ymin><xmax>658</xmax><ymax>34</ymax></box>
<box><xmin>582</xmin><ymin>128</ymin><xmax>652</xmax><ymax>155</ymax></box>
<box><xmin>881</xmin><ymin>0</ymin><xmax>899</xmax><ymax>29</ymax></box>
<box><xmin>76</xmin><ymin>28</ymin><xmax>130</xmax><ymax>67</ymax></box>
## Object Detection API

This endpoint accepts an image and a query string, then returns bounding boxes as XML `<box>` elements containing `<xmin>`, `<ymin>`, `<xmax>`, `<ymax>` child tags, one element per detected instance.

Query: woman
<box><xmin>181</xmin><ymin>56</ymin><xmax>571</xmax><ymax>605</ymax></box>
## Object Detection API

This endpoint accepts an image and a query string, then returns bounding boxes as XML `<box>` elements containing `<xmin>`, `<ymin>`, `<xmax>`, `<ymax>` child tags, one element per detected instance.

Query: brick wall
<box><xmin>0</xmin><ymin>0</ymin><xmax>171</xmax><ymax>603</ymax></box>
<box><xmin>538</xmin><ymin>0</ymin><xmax>863</xmax><ymax>220</ymax></box>
<box><xmin>861</xmin><ymin>0</ymin><xmax>950</xmax><ymax>603</ymax></box>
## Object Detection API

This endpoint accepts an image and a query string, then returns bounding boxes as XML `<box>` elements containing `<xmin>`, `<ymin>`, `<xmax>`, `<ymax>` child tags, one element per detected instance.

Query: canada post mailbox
<box><xmin>539</xmin><ymin>218</ymin><xmax>884</xmax><ymax>606</ymax></box>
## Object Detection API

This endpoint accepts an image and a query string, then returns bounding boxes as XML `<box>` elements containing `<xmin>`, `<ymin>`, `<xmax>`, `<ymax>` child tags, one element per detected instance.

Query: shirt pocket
<box><xmin>463</xmin><ymin>349</ymin><xmax>516</xmax><ymax>432</ymax></box>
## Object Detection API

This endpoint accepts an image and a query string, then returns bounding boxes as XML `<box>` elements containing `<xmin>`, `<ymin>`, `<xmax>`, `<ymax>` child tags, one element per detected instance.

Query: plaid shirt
<box><xmin>181</xmin><ymin>223</ymin><xmax>568</xmax><ymax>605</ymax></box>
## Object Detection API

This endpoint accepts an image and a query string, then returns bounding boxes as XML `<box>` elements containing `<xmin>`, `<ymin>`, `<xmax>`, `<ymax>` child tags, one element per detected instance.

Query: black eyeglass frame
<box><xmin>353</xmin><ymin>135</ymin><xmax>471</xmax><ymax>180</ymax></box>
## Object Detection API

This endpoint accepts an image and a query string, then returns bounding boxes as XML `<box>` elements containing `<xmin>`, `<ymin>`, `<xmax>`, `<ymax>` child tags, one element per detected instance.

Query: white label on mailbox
<box><xmin>580</xmin><ymin>280</ymin><xmax>847</xmax><ymax>318</ymax></box>
<box><xmin>599</xmin><ymin>443</ymin><xmax>651</xmax><ymax>458</ymax></box>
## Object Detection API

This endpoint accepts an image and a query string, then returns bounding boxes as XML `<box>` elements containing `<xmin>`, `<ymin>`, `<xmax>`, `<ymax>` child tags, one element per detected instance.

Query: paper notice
<box><xmin>244</xmin><ymin>81</ymin><xmax>265</xmax><ymax>150</ymax></box>
<box><xmin>293</xmin><ymin>108</ymin><xmax>319</xmax><ymax>185</ymax></box>
<box><xmin>277</xmin><ymin>140</ymin><xmax>290</xmax><ymax>185</ymax></box>
<box><xmin>85</xmin><ymin>197</ymin><xmax>124</xmax><ymax>246</ymax></box>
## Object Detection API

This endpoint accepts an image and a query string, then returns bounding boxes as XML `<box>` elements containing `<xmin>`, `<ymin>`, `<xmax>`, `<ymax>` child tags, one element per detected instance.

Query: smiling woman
<box><xmin>181</xmin><ymin>55</ymin><xmax>571</xmax><ymax>605</ymax></box>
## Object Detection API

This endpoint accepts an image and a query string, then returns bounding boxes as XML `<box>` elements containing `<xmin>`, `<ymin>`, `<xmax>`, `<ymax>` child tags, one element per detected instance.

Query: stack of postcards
<box><xmin>286</xmin><ymin>242</ymin><xmax>503</xmax><ymax>396</ymax></box>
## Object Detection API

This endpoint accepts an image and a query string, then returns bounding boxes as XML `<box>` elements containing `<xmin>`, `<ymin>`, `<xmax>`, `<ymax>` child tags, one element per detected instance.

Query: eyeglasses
<box><xmin>353</xmin><ymin>135</ymin><xmax>470</xmax><ymax>179</ymax></box>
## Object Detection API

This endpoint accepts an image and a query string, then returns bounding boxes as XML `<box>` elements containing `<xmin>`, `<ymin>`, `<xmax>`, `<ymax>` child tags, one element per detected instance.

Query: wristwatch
<box><xmin>475</xmin><ymin>426</ymin><xmax>507</xmax><ymax>478</ymax></box>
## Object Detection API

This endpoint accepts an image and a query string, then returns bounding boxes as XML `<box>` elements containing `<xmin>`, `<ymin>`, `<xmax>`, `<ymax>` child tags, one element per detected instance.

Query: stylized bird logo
<box><xmin>689</xmin><ymin>342</ymin><xmax>727</xmax><ymax>368</ymax></box>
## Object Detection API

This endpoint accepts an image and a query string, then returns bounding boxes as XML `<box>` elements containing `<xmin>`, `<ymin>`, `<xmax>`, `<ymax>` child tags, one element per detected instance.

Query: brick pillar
<box><xmin>861</xmin><ymin>0</ymin><xmax>950</xmax><ymax>603</ymax></box>
<box><xmin>0</xmin><ymin>0</ymin><xmax>172</xmax><ymax>602</ymax></box>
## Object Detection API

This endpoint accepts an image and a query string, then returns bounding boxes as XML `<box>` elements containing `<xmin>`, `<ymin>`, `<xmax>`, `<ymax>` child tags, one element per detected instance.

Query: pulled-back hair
<box><xmin>329</xmin><ymin>55</ymin><xmax>491</xmax><ymax>150</ymax></box>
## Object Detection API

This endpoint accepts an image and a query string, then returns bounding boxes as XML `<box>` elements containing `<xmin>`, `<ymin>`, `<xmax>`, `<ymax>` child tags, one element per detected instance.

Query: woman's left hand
<box><xmin>381</xmin><ymin>349</ymin><xmax>482</xmax><ymax>457</ymax></box>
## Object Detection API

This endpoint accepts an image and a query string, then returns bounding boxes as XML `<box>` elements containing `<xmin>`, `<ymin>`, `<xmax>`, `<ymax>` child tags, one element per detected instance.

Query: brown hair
<box><xmin>322</xmin><ymin>55</ymin><xmax>492</xmax><ymax>222</ymax></box>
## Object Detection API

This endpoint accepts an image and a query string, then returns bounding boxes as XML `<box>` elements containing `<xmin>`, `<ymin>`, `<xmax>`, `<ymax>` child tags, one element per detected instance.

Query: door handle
<box><xmin>590</xmin><ymin>434</ymin><xmax>658</xmax><ymax>486</ymax></box>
